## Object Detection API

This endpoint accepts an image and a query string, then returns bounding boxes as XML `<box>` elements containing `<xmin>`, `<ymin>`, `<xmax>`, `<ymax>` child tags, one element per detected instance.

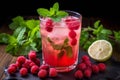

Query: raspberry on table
<box><xmin>7</xmin><ymin>65</ymin><xmax>17</xmax><ymax>75</ymax></box>
<box><xmin>31</xmin><ymin>65</ymin><xmax>39</xmax><ymax>74</ymax></box>
<box><xmin>69</xmin><ymin>30</ymin><xmax>76</xmax><ymax>39</ymax></box>
<box><xmin>84</xmin><ymin>69</ymin><xmax>92</xmax><ymax>78</ymax></box>
<box><xmin>16</xmin><ymin>61</ymin><xmax>22</xmax><ymax>69</ymax></box>
<box><xmin>74</xmin><ymin>70</ymin><xmax>83</xmax><ymax>79</ymax></box>
<box><xmin>81</xmin><ymin>55</ymin><xmax>90</xmax><ymax>62</ymax></box>
<box><xmin>92</xmin><ymin>64</ymin><xmax>99</xmax><ymax>74</ymax></box>
<box><xmin>84</xmin><ymin>60</ymin><xmax>92</xmax><ymax>67</ymax></box>
<box><xmin>49</xmin><ymin>68</ymin><xmax>57</xmax><ymax>77</ymax></box>
<box><xmin>34</xmin><ymin>58</ymin><xmax>40</xmax><ymax>66</ymax></box>
<box><xmin>98</xmin><ymin>63</ymin><xmax>106</xmax><ymax>72</ymax></box>
<box><xmin>22</xmin><ymin>59</ymin><xmax>32</xmax><ymax>70</ymax></box>
<box><xmin>77</xmin><ymin>63</ymin><xmax>87</xmax><ymax>71</ymax></box>
<box><xmin>29</xmin><ymin>62</ymin><xmax>36</xmax><ymax>68</ymax></box>
<box><xmin>9</xmin><ymin>63</ymin><xmax>17</xmax><ymax>70</ymax></box>
<box><xmin>20</xmin><ymin>67</ymin><xmax>28</xmax><ymax>76</ymax></box>
<box><xmin>28</xmin><ymin>50</ymin><xmax>37</xmax><ymax>61</ymax></box>
<box><xmin>39</xmin><ymin>64</ymin><xmax>49</xmax><ymax>70</ymax></box>
<box><xmin>38</xmin><ymin>69</ymin><xmax>47</xmax><ymax>78</ymax></box>
<box><xmin>17</xmin><ymin>56</ymin><xmax>26</xmax><ymax>64</ymax></box>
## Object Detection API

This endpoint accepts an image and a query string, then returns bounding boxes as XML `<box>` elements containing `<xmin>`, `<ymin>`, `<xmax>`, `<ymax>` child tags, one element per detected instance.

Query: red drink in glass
<box><xmin>40</xmin><ymin>10</ymin><xmax>82</xmax><ymax>72</ymax></box>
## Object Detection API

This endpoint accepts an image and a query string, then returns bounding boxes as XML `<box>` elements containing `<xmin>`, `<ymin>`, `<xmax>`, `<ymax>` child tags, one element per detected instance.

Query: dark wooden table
<box><xmin>0</xmin><ymin>17</ymin><xmax>120</xmax><ymax>80</ymax></box>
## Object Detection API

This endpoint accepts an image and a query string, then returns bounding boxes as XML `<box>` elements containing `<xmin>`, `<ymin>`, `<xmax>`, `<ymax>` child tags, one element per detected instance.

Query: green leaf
<box><xmin>51</xmin><ymin>16</ymin><xmax>61</xmax><ymax>22</ymax></box>
<box><xmin>94</xmin><ymin>20</ymin><xmax>100</xmax><ymax>28</ymax></box>
<box><xmin>28</xmin><ymin>26</ymin><xmax>40</xmax><ymax>39</ymax></box>
<box><xmin>64</xmin><ymin>46</ymin><xmax>73</xmax><ymax>58</ymax></box>
<box><xmin>50</xmin><ymin>8</ymin><xmax>55</xmax><ymax>16</ymax></box>
<box><xmin>53</xmin><ymin>2</ymin><xmax>59</xmax><ymax>12</ymax></box>
<box><xmin>37</xmin><ymin>2</ymin><xmax>68</xmax><ymax>22</ymax></box>
<box><xmin>0</xmin><ymin>33</ymin><xmax>10</xmax><ymax>44</ymax></box>
<box><xmin>56</xmin><ymin>11</ymin><xmax>68</xmax><ymax>18</ymax></box>
<box><xmin>17</xmin><ymin>27</ymin><xmax>26</xmax><ymax>42</ymax></box>
<box><xmin>37</xmin><ymin>8</ymin><xmax>50</xmax><ymax>17</ymax></box>
<box><xmin>8</xmin><ymin>36</ymin><xmax>17</xmax><ymax>45</ymax></box>
<box><xmin>80</xmin><ymin>31</ymin><xmax>89</xmax><ymax>46</ymax></box>
<box><xmin>114</xmin><ymin>31</ymin><xmax>120</xmax><ymax>43</ymax></box>
<box><xmin>26</xmin><ymin>19</ymin><xmax>36</xmax><ymax>29</ymax></box>
<box><xmin>53</xmin><ymin>44</ymin><xmax>63</xmax><ymax>50</ymax></box>
<box><xmin>9</xmin><ymin>16</ymin><xmax>25</xmax><ymax>30</ymax></box>
<box><xmin>58</xmin><ymin>50</ymin><xmax>64</xmax><ymax>58</ymax></box>
<box><xmin>93</xmin><ymin>25</ymin><xmax>103</xmax><ymax>35</ymax></box>
<box><xmin>47</xmin><ymin>37</ymin><xmax>53</xmax><ymax>43</ymax></box>
<box><xmin>101</xmin><ymin>29</ymin><xmax>112</xmax><ymax>35</ymax></box>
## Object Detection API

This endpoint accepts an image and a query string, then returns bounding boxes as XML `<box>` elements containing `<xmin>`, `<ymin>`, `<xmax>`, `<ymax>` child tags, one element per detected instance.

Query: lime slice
<box><xmin>88</xmin><ymin>40</ymin><xmax>113</xmax><ymax>62</ymax></box>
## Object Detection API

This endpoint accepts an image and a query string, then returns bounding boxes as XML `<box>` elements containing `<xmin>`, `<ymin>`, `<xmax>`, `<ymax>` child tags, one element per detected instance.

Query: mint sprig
<box><xmin>37</xmin><ymin>2</ymin><xmax>68</xmax><ymax>22</ymax></box>
<box><xmin>47</xmin><ymin>37</ymin><xmax>73</xmax><ymax>58</ymax></box>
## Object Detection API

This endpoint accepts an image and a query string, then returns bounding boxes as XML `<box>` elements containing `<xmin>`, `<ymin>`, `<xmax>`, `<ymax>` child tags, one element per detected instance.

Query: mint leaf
<box><xmin>37</xmin><ymin>2</ymin><xmax>68</xmax><ymax>22</ymax></box>
<box><xmin>26</xmin><ymin>19</ymin><xmax>36</xmax><ymax>29</ymax></box>
<box><xmin>9</xmin><ymin>16</ymin><xmax>25</xmax><ymax>30</ymax></box>
<box><xmin>0</xmin><ymin>33</ymin><xmax>10</xmax><ymax>44</ymax></box>
<box><xmin>58</xmin><ymin>50</ymin><xmax>64</xmax><ymax>58</ymax></box>
<box><xmin>94</xmin><ymin>20</ymin><xmax>100</xmax><ymax>28</ymax></box>
<box><xmin>37</xmin><ymin>8</ymin><xmax>50</xmax><ymax>17</ymax></box>
<box><xmin>53</xmin><ymin>2</ymin><xmax>59</xmax><ymax>12</ymax></box>
<box><xmin>50</xmin><ymin>8</ymin><xmax>55</xmax><ymax>16</ymax></box>
<box><xmin>17</xmin><ymin>27</ymin><xmax>26</xmax><ymax>42</ymax></box>
<box><xmin>53</xmin><ymin>44</ymin><xmax>63</xmax><ymax>50</ymax></box>
<box><xmin>64</xmin><ymin>46</ymin><xmax>72</xmax><ymax>58</ymax></box>
<box><xmin>56</xmin><ymin>11</ymin><xmax>68</xmax><ymax>18</ymax></box>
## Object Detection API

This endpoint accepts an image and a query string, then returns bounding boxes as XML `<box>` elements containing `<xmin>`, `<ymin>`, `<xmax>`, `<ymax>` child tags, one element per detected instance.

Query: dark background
<box><xmin>0</xmin><ymin>0</ymin><xmax>120</xmax><ymax>26</ymax></box>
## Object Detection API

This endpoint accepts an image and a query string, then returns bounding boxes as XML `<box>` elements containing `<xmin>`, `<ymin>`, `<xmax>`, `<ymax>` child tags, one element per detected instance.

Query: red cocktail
<box><xmin>40</xmin><ymin>10</ymin><xmax>82</xmax><ymax>72</ymax></box>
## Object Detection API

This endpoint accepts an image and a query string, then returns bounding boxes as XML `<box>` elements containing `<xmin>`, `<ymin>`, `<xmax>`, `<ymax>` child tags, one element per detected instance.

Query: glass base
<box><xmin>42</xmin><ymin>60</ymin><xmax>78</xmax><ymax>72</ymax></box>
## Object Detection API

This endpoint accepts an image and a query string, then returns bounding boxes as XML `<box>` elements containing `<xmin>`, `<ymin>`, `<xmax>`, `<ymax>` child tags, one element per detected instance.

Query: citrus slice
<box><xmin>88</xmin><ymin>40</ymin><xmax>113</xmax><ymax>62</ymax></box>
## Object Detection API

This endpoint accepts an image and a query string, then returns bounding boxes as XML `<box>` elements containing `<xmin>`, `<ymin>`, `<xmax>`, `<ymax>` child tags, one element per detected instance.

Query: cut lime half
<box><xmin>88</xmin><ymin>40</ymin><xmax>113</xmax><ymax>62</ymax></box>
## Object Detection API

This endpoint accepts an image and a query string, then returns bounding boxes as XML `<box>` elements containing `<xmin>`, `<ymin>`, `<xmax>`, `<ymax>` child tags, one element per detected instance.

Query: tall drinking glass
<box><xmin>40</xmin><ymin>10</ymin><xmax>82</xmax><ymax>72</ymax></box>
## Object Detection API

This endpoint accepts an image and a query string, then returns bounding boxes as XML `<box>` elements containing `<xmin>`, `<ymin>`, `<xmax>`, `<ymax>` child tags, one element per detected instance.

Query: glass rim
<box><xmin>64</xmin><ymin>10</ymin><xmax>82</xmax><ymax>17</ymax></box>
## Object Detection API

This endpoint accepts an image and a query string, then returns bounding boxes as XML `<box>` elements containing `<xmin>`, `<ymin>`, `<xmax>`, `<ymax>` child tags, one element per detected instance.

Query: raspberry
<box><xmin>22</xmin><ymin>59</ymin><xmax>31</xmax><ymax>70</ymax></box>
<box><xmin>29</xmin><ymin>62</ymin><xmax>36</xmax><ymax>68</ymax></box>
<box><xmin>7</xmin><ymin>66</ymin><xmax>17</xmax><ymax>74</ymax></box>
<box><xmin>98</xmin><ymin>63</ymin><xmax>106</xmax><ymax>72</ymax></box>
<box><xmin>74</xmin><ymin>70</ymin><xmax>83</xmax><ymax>79</ymax></box>
<box><xmin>84</xmin><ymin>69</ymin><xmax>92</xmax><ymax>78</ymax></box>
<box><xmin>65</xmin><ymin>18</ymin><xmax>80</xmax><ymax>30</ymax></box>
<box><xmin>84</xmin><ymin>60</ymin><xmax>92</xmax><ymax>67</ymax></box>
<box><xmin>38</xmin><ymin>69</ymin><xmax>47</xmax><ymax>78</ymax></box>
<box><xmin>46</xmin><ymin>19</ymin><xmax>53</xmax><ymax>28</ymax></box>
<box><xmin>20</xmin><ymin>68</ymin><xmax>28</xmax><ymax>76</ymax></box>
<box><xmin>77</xmin><ymin>63</ymin><xmax>87</xmax><ymax>71</ymax></box>
<box><xmin>28</xmin><ymin>50</ymin><xmax>37</xmax><ymax>61</ymax></box>
<box><xmin>45</xmin><ymin>19</ymin><xmax>53</xmax><ymax>32</ymax></box>
<box><xmin>31</xmin><ymin>65</ymin><xmax>39</xmax><ymax>74</ymax></box>
<box><xmin>45</xmin><ymin>26</ymin><xmax>53</xmax><ymax>32</ymax></box>
<box><xmin>9</xmin><ymin>63</ymin><xmax>17</xmax><ymax>70</ymax></box>
<box><xmin>71</xmin><ymin>38</ymin><xmax>77</xmax><ymax>45</ymax></box>
<box><xmin>81</xmin><ymin>55</ymin><xmax>90</xmax><ymax>61</ymax></box>
<box><xmin>16</xmin><ymin>61</ymin><xmax>22</xmax><ymax>69</ymax></box>
<box><xmin>92</xmin><ymin>64</ymin><xmax>99</xmax><ymax>74</ymax></box>
<box><xmin>34</xmin><ymin>58</ymin><xmax>40</xmax><ymax>66</ymax></box>
<box><xmin>69</xmin><ymin>30</ymin><xmax>76</xmax><ymax>39</ymax></box>
<box><xmin>49</xmin><ymin>68</ymin><xmax>57</xmax><ymax>77</ymax></box>
<box><xmin>39</xmin><ymin>64</ymin><xmax>49</xmax><ymax>70</ymax></box>
<box><xmin>17</xmin><ymin>56</ymin><xmax>26</xmax><ymax>64</ymax></box>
